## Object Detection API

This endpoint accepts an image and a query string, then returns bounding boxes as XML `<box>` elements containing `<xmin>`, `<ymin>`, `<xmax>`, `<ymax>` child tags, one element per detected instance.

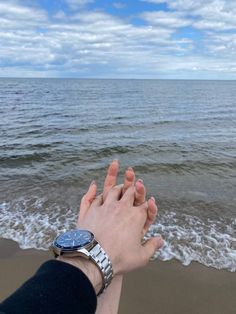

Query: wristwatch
<box><xmin>51</xmin><ymin>229</ymin><xmax>113</xmax><ymax>295</ymax></box>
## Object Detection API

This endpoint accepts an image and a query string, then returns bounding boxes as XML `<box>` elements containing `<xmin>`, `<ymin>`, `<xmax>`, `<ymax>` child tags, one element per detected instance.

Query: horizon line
<box><xmin>0</xmin><ymin>76</ymin><xmax>236</xmax><ymax>81</ymax></box>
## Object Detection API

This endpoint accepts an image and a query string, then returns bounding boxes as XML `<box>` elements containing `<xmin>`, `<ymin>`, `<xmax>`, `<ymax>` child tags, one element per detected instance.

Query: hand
<box><xmin>79</xmin><ymin>160</ymin><xmax>160</xmax><ymax>244</ymax></box>
<box><xmin>78</xmin><ymin>160</ymin><xmax>163</xmax><ymax>275</ymax></box>
<box><xmin>95</xmin><ymin>160</ymin><xmax>162</xmax><ymax>313</ymax></box>
<box><xmin>60</xmin><ymin>160</ymin><xmax>163</xmax><ymax>295</ymax></box>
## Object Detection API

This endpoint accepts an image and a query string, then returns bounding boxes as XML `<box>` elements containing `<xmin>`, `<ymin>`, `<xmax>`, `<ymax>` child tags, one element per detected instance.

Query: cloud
<box><xmin>140</xmin><ymin>11</ymin><xmax>191</xmax><ymax>28</ymax></box>
<box><xmin>0</xmin><ymin>1</ymin><xmax>45</xmax><ymax>19</ymax></box>
<box><xmin>0</xmin><ymin>1</ymin><xmax>47</xmax><ymax>29</ymax></box>
<box><xmin>0</xmin><ymin>0</ymin><xmax>236</xmax><ymax>78</ymax></box>
<box><xmin>46</xmin><ymin>10</ymin><xmax>182</xmax><ymax>71</ymax></box>
<box><xmin>65</xmin><ymin>0</ymin><xmax>94</xmax><ymax>10</ymax></box>
<box><xmin>142</xmin><ymin>0</ymin><xmax>236</xmax><ymax>31</ymax></box>
<box><xmin>0</xmin><ymin>1</ymin><xmax>51</xmax><ymax>70</ymax></box>
<box><xmin>205</xmin><ymin>33</ymin><xmax>236</xmax><ymax>58</ymax></box>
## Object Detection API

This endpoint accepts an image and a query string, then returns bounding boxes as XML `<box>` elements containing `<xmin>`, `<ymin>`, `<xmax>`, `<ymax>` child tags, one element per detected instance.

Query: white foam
<box><xmin>0</xmin><ymin>198</ymin><xmax>235</xmax><ymax>272</ymax></box>
<box><xmin>0</xmin><ymin>197</ymin><xmax>76</xmax><ymax>250</ymax></box>
<box><xmin>148</xmin><ymin>212</ymin><xmax>236</xmax><ymax>272</ymax></box>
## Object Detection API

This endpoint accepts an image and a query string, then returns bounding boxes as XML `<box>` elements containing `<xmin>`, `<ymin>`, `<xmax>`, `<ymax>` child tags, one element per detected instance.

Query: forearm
<box><xmin>60</xmin><ymin>257</ymin><xmax>124</xmax><ymax>314</ymax></box>
<box><xmin>0</xmin><ymin>260</ymin><xmax>97</xmax><ymax>314</ymax></box>
<box><xmin>58</xmin><ymin>256</ymin><xmax>103</xmax><ymax>295</ymax></box>
<box><xmin>96</xmin><ymin>275</ymin><xmax>123</xmax><ymax>314</ymax></box>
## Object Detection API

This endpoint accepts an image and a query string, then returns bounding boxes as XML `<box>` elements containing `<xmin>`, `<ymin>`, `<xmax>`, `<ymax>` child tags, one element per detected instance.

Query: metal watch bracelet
<box><xmin>89</xmin><ymin>241</ymin><xmax>113</xmax><ymax>295</ymax></box>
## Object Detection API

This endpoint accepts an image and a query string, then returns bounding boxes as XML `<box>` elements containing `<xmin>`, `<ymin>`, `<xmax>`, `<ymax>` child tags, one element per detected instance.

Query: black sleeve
<box><xmin>0</xmin><ymin>260</ymin><xmax>97</xmax><ymax>314</ymax></box>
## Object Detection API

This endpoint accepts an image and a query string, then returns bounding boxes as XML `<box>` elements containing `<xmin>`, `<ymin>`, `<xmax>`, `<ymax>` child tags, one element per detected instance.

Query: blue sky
<box><xmin>0</xmin><ymin>0</ymin><xmax>236</xmax><ymax>79</ymax></box>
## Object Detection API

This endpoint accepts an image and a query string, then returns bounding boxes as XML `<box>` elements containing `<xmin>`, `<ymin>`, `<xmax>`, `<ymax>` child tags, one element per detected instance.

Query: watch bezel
<box><xmin>52</xmin><ymin>229</ymin><xmax>95</xmax><ymax>254</ymax></box>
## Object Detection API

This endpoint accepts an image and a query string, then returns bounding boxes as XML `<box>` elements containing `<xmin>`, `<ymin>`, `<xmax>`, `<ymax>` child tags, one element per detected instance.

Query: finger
<box><xmin>122</xmin><ymin>167</ymin><xmax>135</xmax><ymax>195</ymax></box>
<box><xmin>134</xmin><ymin>179</ymin><xmax>146</xmax><ymax>206</ymax></box>
<box><xmin>90</xmin><ymin>193</ymin><xmax>103</xmax><ymax>208</ymax></box>
<box><xmin>141</xmin><ymin>236</ymin><xmax>164</xmax><ymax>265</ymax></box>
<box><xmin>78</xmin><ymin>181</ymin><xmax>97</xmax><ymax>221</ymax></box>
<box><xmin>120</xmin><ymin>185</ymin><xmax>135</xmax><ymax>206</ymax></box>
<box><xmin>135</xmin><ymin>201</ymin><xmax>149</xmax><ymax>227</ymax></box>
<box><xmin>103</xmin><ymin>159</ymin><xmax>119</xmax><ymax>201</ymax></box>
<box><xmin>143</xmin><ymin>197</ymin><xmax>158</xmax><ymax>235</ymax></box>
<box><xmin>103</xmin><ymin>184</ymin><xmax>123</xmax><ymax>205</ymax></box>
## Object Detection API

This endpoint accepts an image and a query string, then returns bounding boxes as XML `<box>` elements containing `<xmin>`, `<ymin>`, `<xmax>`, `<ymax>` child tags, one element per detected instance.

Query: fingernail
<box><xmin>90</xmin><ymin>180</ymin><xmax>96</xmax><ymax>186</ymax></box>
<box><xmin>160</xmin><ymin>238</ymin><xmax>165</xmax><ymax>246</ymax></box>
<box><xmin>151</xmin><ymin>196</ymin><xmax>156</xmax><ymax>202</ymax></box>
<box><xmin>127</xmin><ymin>167</ymin><xmax>133</xmax><ymax>171</ymax></box>
<box><xmin>113</xmin><ymin>159</ymin><xmax>118</xmax><ymax>163</ymax></box>
<box><xmin>157</xmin><ymin>236</ymin><xmax>164</xmax><ymax>246</ymax></box>
<box><xmin>137</xmin><ymin>178</ymin><xmax>143</xmax><ymax>184</ymax></box>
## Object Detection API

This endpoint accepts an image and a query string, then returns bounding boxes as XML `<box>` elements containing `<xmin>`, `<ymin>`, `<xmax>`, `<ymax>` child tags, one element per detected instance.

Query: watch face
<box><xmin>54</xmin><ymin>229</ymin><xmax>94</xmax><ymax>250</ymax></box>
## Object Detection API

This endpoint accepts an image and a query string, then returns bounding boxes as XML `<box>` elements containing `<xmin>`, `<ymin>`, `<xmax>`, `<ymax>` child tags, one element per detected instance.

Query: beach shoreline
<box><xmin>0</xmin><ymin>238</ymin><xmax>235</xmax><ymax>314</ymax></box>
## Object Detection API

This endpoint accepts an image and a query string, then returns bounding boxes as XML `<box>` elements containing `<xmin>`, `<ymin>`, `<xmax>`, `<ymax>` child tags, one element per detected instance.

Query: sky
<box><xmin>0</xmin><ymin>0</ymin><xmax>236</xmax><ymax>79</ymax></box>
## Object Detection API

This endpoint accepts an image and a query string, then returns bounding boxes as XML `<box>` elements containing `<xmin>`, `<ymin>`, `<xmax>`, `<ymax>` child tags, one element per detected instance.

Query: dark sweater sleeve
<box><xmin>0</xmin><ymin>260</ymin><xmax>97</xmax><ymax>314</ymax></box>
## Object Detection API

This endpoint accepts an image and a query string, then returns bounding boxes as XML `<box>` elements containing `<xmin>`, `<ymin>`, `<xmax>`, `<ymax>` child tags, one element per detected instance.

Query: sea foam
<box><xmin>0</xmin><ymin>197</ymin><xmax>235</xmax><ymax>272</ymax></box>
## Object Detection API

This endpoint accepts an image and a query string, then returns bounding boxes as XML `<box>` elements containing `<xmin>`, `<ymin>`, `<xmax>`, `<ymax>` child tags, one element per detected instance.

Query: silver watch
<box><xmin>51</xmin><ymin>229</ymin><xmax>113</xmax><ymax>294</ymax></box>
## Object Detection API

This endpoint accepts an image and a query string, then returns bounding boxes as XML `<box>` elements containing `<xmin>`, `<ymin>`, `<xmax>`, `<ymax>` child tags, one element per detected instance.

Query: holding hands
<box><xmin>78</xmin><ymin>160</ymin><xmax>163</xmax><ymax>276</ymax></box>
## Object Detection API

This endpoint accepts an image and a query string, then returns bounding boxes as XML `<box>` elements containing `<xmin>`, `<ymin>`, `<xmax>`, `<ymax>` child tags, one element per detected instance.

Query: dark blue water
<box><xmin>0</xmin><ymin>78</ymin><xmax>235</xmax><ymax>271</ymax></box>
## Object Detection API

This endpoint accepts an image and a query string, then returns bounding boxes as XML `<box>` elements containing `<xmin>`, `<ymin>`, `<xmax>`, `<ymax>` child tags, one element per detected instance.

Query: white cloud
<box><xmin>0</xmin><ymin>1</ymin><xmax>47</xmax><ymax>33</ymax></box>
<box><xmin>65</xmin><ymin>0</ymin><xmax>94</xmax><ymax>10</ymax></box>
<box><xmin>141</xmin><ymin>11</ymin><xmax>191</xmax><ymax>28</ymax></box>
<box><xmin>192</xmin><ymin>1</ymin><xmax>236</xmax><ymax>31</ymax></box>
<box><xmin>142</xmin><ymin>0</ymin><xmax>236</xmax><ymax>31</ymax></box>
<box><xmin>0</xmin><ymin>0</ymin><xmax>236</xmax><ymax>78</ymax></box>
<box><xmin>205</xmin><ymin>33</ymin><xmax>236</xmax><ymax>58</ymax></box>
<box><xmin>0</xmin><ymin>2</ymin><xmax>45</xmax><ymax>19</ymax></box>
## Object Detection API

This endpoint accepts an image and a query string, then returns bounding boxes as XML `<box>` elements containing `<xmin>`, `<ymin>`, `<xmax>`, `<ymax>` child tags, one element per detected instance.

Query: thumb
<box><xmin>142</xmin><ymin>236</ymin><xmax>164</xmax><ymax>264</ymax></box>
<box><xmin>78</xmin><ymin>181</ymin><xmax>97</xmax><ymax>222</ymax></box>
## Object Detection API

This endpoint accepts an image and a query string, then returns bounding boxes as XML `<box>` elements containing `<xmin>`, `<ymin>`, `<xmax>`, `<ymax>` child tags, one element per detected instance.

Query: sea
<box><xmin>0</xmin><ymin>78</ymin><xmax>235</xmax><ymax>271</ymax></box>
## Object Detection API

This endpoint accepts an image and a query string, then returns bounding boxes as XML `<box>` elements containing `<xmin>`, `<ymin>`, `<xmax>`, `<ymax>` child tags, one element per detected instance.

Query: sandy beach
<box><xmin>0</xmin><ymin>238</ymin><xmax>235</xmax><ymax>314</ymax></box>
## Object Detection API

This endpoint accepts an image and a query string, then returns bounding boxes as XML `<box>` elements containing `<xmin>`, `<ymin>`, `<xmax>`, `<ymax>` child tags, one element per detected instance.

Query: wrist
<box><xmin>51</xmin><ymin>229</ymin><xmax>113</xmax><ymax>295</ymax></box>
<box><xmin>58</xmin><ymin>256</ymin><xmax>103</xmax><ymax>295</ymax></box>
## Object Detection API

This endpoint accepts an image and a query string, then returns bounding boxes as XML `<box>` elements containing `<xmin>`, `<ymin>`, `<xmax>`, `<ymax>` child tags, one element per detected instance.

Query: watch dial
<box><xmin>55</xmin><ymin>229</ymin><xmax>93</xmax><ymax>249</ymax></box>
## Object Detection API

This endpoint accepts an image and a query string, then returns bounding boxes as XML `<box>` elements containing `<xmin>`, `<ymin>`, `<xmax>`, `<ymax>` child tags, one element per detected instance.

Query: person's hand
<box><xmin>78</xmin><ymin>185</ymin><xmax>161</xmax><ymax>275</ymax></box>
<box><xmin>78</xmin><ymin>160</ymin><xmax>163</xmax><ymax>275</ymax></box>
<box><xmin>60</xmin><ymin>160</ymin><xmax>163</xmax><ymax>295</ymax></box>
<box><xmin>79</xmin><ymin>160</ymin><xmax>160</xmax><ymax>243</ymax></box>
<box><xmin>94</xmin><ymin>160</ymin><xmax>161</xmax><ymax>313</ymax></box>
<box><xmin>79</xmin><ymin>160</ymin><xmax>160</xmax><ymax>247</ymax></box>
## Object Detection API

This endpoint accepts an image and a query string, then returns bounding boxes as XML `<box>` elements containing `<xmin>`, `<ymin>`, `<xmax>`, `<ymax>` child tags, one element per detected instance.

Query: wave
<box><xmin>0</xmin><ymin>198</ymin><xmax>76</xmax><ymax>250</ymax></box>
<box><xmin>149</xmin><ymin>212</ymin><xmax>236</xmax><ymax>272</ymax></box>
<box><xmin>0</xmin><ymin>197</ymin><xmax>235</xmax><ymax>272</ymax></box>
<box><xmin>134</xmin><ymin>160</ymin><xmax>236</xmax><ymax>175</ymax></box>
<box><xmin>0</xmin><ymin>152</ymin><xmax>51</xmax><ymax>166</ymax></box>
<box><xmin>1</xmin><ymin>145</ymin><xmax>235</xmax><ymax>177</ymax></box>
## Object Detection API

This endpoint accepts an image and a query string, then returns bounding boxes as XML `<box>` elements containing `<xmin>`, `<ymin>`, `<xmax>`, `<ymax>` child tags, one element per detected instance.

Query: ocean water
<box><xmin>0</xmin><ymin>78</ymin><xmax>235</xmax><ymax>271</ymax></box>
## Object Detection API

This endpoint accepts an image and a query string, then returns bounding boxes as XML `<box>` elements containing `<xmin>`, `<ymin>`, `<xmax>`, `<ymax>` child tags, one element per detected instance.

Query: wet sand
<box><xmin>0</xmin><ymin>238</ymin><xmax>235</xmax><ymax>314</ymax></box>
